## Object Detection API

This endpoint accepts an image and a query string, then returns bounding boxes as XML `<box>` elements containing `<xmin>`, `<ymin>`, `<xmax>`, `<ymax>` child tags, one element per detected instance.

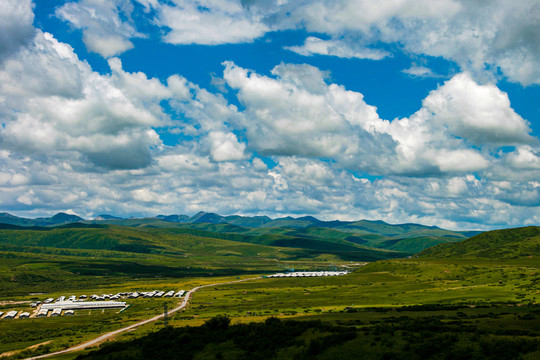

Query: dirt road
<box><xmin>25</xmin><ymin>276</ymin><xmax>260</xmax><ymax>360</ymax></box>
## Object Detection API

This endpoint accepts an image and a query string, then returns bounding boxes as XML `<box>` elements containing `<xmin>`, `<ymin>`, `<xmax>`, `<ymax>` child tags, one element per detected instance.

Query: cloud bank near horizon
<box><xmin>0</xmin><ymin>0</ymin><xmax>538</xmax><ymax>230</ymax></box>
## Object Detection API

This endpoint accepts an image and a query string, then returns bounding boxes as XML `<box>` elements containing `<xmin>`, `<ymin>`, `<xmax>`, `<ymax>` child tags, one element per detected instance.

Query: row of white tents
<box><xmin>30</xmin><ymin>289</ymin><xmax>187</xmax><ymax>307</ymax></box>
<box><xmin>1</xmin><ymin>310</ymin><xmax>31</xmax><ymax>319</ymax></box>
<box><xmin>36</xmin><ymin>308</ymin><xmax>74</xmax><ymax>317</ymax></box>
<box><xmin>267</xmin><ymin>271</ymin><xmax>349</xmax><ymax>278</ymax></box>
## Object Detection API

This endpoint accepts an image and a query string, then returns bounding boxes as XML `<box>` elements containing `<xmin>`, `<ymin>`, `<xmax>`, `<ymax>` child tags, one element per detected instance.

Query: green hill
<box><xmin>418</xmin><ymin>226</ymin><xmax>540</xmax><ymax>259</ymax></box>
<box><xmin>0</xmin><ymin>211</ymin><xmax>478</xmax><ymax>254</ymax></box>
<box><xmin>0</xmin><ymin>224</ymin><xmax>406</xmax><ymax>263</ymax></box>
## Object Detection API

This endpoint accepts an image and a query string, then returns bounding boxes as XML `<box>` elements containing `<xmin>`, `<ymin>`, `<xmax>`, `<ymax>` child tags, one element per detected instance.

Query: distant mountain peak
<box><xmin>297</xmin><ymin>216</ymin><xmax>321</xmax><ymax>222</ymax></box>
<box><xmin>156</xmin><ymin>214</ymin><xmax>190</xmax><ymax>223</ymax></box>
<box><xmin>95</xmin><ymin>214</ymin><xmax>123</xmax><ymax>220</ymax></box>
<box><xmin>189</xmin><ymin>212</ymin><xmax>225</xmax><ymax>224</ymax></box>
<box><xmin>48</xmin><ymin>212</ymin><xmax>84</xmax><ymax>224</ymax></box>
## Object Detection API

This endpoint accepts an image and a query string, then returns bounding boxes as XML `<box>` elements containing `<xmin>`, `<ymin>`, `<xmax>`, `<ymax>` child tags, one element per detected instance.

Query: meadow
<box><xmin>0</xmin><ymin>226</ymin><xmax>537</xmax><ymax>359</ymax></box>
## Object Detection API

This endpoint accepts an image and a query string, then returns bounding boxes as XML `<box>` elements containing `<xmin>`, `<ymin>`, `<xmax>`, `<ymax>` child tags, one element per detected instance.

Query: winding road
<box><xmin>26</xmin><ymin>276</ymin><xmax>261</xmax><ymax>360</ymax></box>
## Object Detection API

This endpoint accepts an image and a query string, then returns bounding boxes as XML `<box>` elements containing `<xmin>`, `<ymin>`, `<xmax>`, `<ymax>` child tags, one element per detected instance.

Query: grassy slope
<box><xmin>418</xmin><ymin>226</ymin><xmax>540</xmax><ymax>259</ymax></box>
<box><xmin>0</xmin><ymin>224</ymin><xmax>408</xmax><ymax>297</ymax></box>
<box><xmin>86</xmin><ymin>217</ymin><xmax>473</xmax><ymax>253</ymax></box>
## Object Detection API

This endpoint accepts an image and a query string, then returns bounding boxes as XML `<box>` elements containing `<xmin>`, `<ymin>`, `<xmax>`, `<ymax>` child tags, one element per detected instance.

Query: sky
<box><xmin>0</xmin><ymin>0</ymin><xmax>539</xmax><ymax>230</ymax></box>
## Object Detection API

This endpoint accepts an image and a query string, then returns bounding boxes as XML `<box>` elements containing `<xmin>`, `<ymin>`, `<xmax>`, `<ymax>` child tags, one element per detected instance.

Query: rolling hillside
<box><xmin>418</xmin><ymin>226</ymin><xmax>540</xmax><ymax>259</ymax></box>
<box><xmin>0</xmin><ymin>223</ymin><xmax>407</xmax><ymax>263</ymax></box>
<box><xmin>0</xmin><ymin>211</ymin><xmax>479</xmax><ymax>253</ymax></box>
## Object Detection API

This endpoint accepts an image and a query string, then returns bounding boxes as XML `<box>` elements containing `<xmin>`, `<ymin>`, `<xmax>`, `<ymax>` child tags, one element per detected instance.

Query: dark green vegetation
<box><xmin>419</xmin><ymin>226</ymin><xmax>540</xmax><ymax>259</ymax></box>
<box><xmin>0</xmin><ymin>211</ymin><xmax>479</xmax><ymax>254</ymax></box>
<box><xmin>90</xmin><ymin>212</ymin><xmax>477</xmax><ymax>254</ymax></box>
<box><xmin>77</xmin><ymin>310</ymin><xmax>539</xmax><ymax>360</ymax></box>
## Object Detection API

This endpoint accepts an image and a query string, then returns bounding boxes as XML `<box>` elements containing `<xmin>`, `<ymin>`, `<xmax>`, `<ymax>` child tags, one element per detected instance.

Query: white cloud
<box><xmin>222</xmin><ymin>62</ymin><xmax>528</xmax><ymax>176</ymax></box>
<box><xmin>56</xmin><ymin>0</ymin><xmax>141</xmax><ymax>57</ymax></box>
<box><xmin>283</xmin><ymin>0</ymin><xmax>540</xmax><ymax>85</ymax></box>
<box><xmin>505</xmin><ymin>146</ymin><xmax>540</xmax><ymax>170</ymax></box>
<box><xmin>285</xmin><ymin>36</ymin><xmax>389</xmax><ymax>60</ymax></box>
<box><xmin>52</xmin><ymin>1</ymin><xmax>539</xmax><ymax>84</ymax></box>
<box><xmin>402</xmin><ymin>65</ymin><xmax>442</xmax><ymax>78</ymax></box>
<box><xmin>157</xmin><ymin>0</ymin><xmax>268</xmax><ymax>45</ymax></box>
<box><xmin>222</xmin><ymin>61</ymin><xmax>397</xmax><ymax>172</ymax></box>
<box><xmin>422</xmin><ymin>73</ymin><xmax>533</xmax><ymax>145</ymax></box>
<box><xmin>1</xmin><ymin>3</ymin><xmax>539</xmax><ymax>229</ymax></box>
<box><xmin>0</xmin><ymin>0</ymin><xmax>34</xmax><ymax>63</ymax></box>
<box><xmin>0</xmin><ymin>30</ymin><xmax>164</xmax><ymax>170</ymax></box>
<box><xmin>207</xmin><ymin>131</ymin><xmax>247</xmax><ymax>162</ymax></box>
<box><xmin>287</xmin><ymin>0</ymin><xmax>461</xmax><ymax>34</ymax></box>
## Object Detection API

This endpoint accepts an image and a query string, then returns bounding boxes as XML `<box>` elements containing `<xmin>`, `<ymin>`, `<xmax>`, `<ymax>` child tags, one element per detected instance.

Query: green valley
<box><xmin>0</xmin><ymin>218</ymin><xmax>537</xmax><ymax>360</ymax></box>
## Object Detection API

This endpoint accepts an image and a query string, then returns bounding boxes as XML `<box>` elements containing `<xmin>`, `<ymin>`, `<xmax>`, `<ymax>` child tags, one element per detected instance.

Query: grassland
<box><xmin>0</xmin><ymin>226</ymin><xmax>538</xmax><ymax>359</ymax></box>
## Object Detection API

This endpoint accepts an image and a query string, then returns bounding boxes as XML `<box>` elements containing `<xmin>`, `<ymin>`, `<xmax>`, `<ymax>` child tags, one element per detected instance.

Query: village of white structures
<box><xmin>1</xmin><ymin>271</ymin><xmax>348</xmax><ymax>319</ymax></box>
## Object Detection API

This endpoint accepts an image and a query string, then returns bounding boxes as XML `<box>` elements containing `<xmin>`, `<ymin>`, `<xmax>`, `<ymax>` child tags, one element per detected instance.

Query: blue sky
<box><xmin>0</xmin><ymin>0</ymin><xmax>539</xmax><ymax>230</ymax></box>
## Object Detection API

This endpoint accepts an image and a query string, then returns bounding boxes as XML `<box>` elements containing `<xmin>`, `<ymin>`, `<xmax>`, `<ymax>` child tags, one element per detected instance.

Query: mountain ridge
<box><xmin>0</xmin><ymin>211</ymin><xmax>481</xmax><ymax>254</ymax></box>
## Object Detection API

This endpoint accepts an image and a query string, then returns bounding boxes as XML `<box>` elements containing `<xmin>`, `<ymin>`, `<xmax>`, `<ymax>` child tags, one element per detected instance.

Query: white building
<box><xmin>36</xmin><ymin>308</ymin><xmax>49</xmax><ymax>318</ymax></box>
<box><xmin>267</xmin><ymin>271</ymin><xmax>349</xmax><ymax>278</ymax></box>
<box><xmin>51</xmin><ymin>308</ymin><xmax>62</xmax><ymax>316</ymax></box>
<box><xmin>4</xmin><ymin>311</ymin><xmax>18</xmax><ymax>319</ymax></box>
<box><xmin>19</xmin><ymin>312</ymin><xmax>30</xmax><ymax>319</ymax></box>
<box><xmin>42</xmin><ymin>300</ymin><xmax>126</xmax><ymax>311</ymax></box>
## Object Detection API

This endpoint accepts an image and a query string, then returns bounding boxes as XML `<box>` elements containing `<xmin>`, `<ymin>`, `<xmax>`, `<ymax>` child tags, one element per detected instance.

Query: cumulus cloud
<box><xmin>156</xmin><ymin>0</ymin><xmax>268</xmax><ymax>45</ymax></box>
<box><xmin>221</xmin><ymin>61</ymin><xmax>533</xmax><ymax>177</ymax></box>
<box><xmin>1</xmin><ymin>2</ymin><xmax>539</xmax><ymax>229</ymax></box>
<box><xmin>505</xmin><ymin>146</ymin><xmax>540</xmax><ymax>170</ymax></box>
<box><xmin>0</xmin><ymin>0</ymin><xmax>35</xmax><ymax>63</ymax></box>
<box><xmin>52</xmin><ymin>1</ymin><xmax>539</xmax><ymax>84</ymax></box>
<box><xmin>422</xmin><ymin>73</ymin><xmax>533</xmax><ymax>145</ymax></box>
<box><xmin>282</xmin><ymin>0</ymin><xmax>540</xmax><ymax>85</ymax></box>
<box><xmin>0</xmin><ymin>30</ymin><xmax>165</xmax><ymax>170</ymax></box>
<box><xmin>56</xmin><ymin>0</ymin><xmax>141</xmax><ymax>57</ymax></box>
<box><xmin>222</xmin><ymin>61</ymin><xmax>398</xmax><ymax>172</ymax></box>
<box><xmin>207</xmin><ymin>131</ymin><xmax>248</xmax><ymax>162</ymax></box>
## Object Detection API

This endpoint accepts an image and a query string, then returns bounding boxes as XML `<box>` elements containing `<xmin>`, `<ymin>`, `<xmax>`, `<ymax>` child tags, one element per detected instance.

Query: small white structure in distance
<box><xmin>164</xmin><ymin>290</ymin><xmax>175</xmax><ymax>297</ymax></box>
<box><xmin>267</xmin><ymin>271</ymin><xmax>349</xmax><ymax>278</ymax></box>
<box><xmin>128</xmin><ymin>292</ymin><xmax>140</xmax><ymax>298</ymax></box>
<box><xmin>19</xmin><ymin>312</ymin><xmax>30</xmax><ymax>319</ymax></box>
<box><xmin>36</xmin><ymin>308</ymin><xmax>49</xmax><ymax>318</ymax></box>
<box><xmin>175</xmin><ymin>290</ymin><xmax>185</xmax><ymax>297</ymax></box>
<box><xmin>43</xmin><ymin>298</ymin><xmax>54</xmax><ymax>304</ymax></box>
<box><xmin>64</xmin><ymin>310</ymin><xmax>74</xmax><ymax>316</ymax></box>
<box><xmin>4</xmin><ymin>311</ymin><xmax>18</xmax><ymax>319</ymax></box>
<box><xmin>42</xmin><ymin>301</ymin><xmax>126</xmax><ymax>311</ymax></box>
<box><xmin>51</xmin><ymin>308</ymin><xmax>62</xmax><ymax>317</ymax></box>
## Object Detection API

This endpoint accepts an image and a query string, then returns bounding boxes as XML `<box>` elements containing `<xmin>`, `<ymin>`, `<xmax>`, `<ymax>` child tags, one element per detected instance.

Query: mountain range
<box><xmin>0</xmin><ymin>211</ymin><xmax>481</xmax><ymax>254</ymax></box>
